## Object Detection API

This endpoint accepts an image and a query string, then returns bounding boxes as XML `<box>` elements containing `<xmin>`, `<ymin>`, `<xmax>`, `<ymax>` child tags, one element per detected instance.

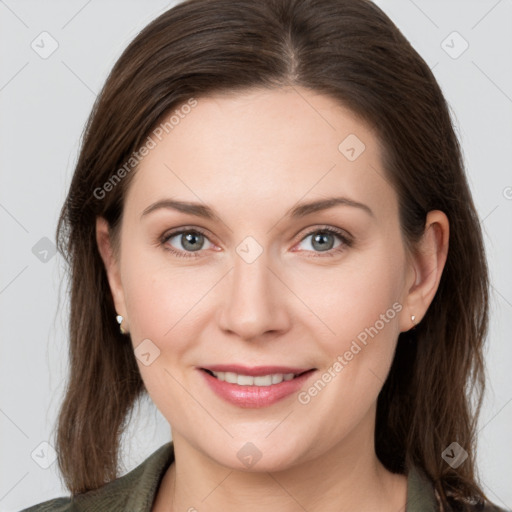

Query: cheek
<box><xmin>291</xmin><ymin>249</ymin><xmax>404</xmax><ymax>430</ymax></box>
<box><xmin>120</xmin><ymin>252</ymin><xmax>204</xmax><ymax>416</ymax></box>
<box><xmin>124</xmin><ymin>264</ymin><xmax>201</xmax><ymax>344</ymax></box>
<box><xmin>290</xmin><ymin>240</ymin><xmax>404</xmax><ymax>354</ymax></box>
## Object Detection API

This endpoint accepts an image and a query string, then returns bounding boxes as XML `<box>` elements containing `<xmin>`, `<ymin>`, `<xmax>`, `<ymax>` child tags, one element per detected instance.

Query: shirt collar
<box><xmin>406</xmin><ymin>464</ymin><xmax>439</xmax><ymax>511</ymax></box>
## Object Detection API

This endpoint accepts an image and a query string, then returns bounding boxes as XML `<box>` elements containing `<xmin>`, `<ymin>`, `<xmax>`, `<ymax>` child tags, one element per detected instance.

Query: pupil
<box><xmin>183</xmin><ymin>232</ymin><xmax>203</xmax><ymax>251</ymax></box>
<box><xmin>313</xmin><ymin>232</ymin><xmax>333</xmax><ymax>251</ymax></box>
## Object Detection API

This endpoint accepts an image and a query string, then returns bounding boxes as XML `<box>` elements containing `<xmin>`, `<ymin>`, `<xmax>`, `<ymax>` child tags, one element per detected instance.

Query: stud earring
<box><xmin>411</xmin><ymin>314</ymin><xmax>416</xmax><ymax>326</ymax></box>
<box><xmin>116</xmin><ymin>314</ymin><xmax>128</xmax><ymax>335</ymax></box>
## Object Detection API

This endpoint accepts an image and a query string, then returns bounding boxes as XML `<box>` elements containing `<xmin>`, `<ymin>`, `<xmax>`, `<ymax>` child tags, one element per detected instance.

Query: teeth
<box><xmin>210</xmin><ymin>371</ymin><xmax>296</xmax><ymax>386</ymax></box>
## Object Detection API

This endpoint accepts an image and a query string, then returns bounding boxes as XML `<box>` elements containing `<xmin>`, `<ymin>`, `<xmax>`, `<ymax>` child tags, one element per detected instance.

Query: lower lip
<box><xmin>199</xmin><ymin>369</ymin><xmax>316</xmax><ymax>408</ymax></box>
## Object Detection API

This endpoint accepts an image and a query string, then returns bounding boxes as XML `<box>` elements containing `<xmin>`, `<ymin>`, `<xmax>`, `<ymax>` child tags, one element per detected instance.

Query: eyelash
<box><xmin>159</xmin><ymin>225</ymin><xmax>353</xmax><ymax>259</ymax></box>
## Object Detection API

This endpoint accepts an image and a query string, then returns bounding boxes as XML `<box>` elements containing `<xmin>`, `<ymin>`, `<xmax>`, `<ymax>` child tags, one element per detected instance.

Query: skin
<box><xmin>96</xmin><ymin>86</ymin><xmax>449</xmax><ymax>512</ymax></box>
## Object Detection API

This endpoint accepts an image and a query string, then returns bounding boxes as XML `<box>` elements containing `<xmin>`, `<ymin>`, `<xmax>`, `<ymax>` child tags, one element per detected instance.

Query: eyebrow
<box><xmin>141</xmin><ymin>196</ymin><xmax>374</xmax><ymax>221</ymax></box>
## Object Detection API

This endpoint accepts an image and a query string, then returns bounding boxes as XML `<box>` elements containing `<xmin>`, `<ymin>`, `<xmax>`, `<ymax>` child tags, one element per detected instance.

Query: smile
<box><xmin>205</xmin><ymin>369</ymin><xmax>301</xmax><ymax>386</ymax></box>
<box><xmin>199</xmin><ymin>367</ymin><xmax>316</xmax><ymax>408</ymax></box>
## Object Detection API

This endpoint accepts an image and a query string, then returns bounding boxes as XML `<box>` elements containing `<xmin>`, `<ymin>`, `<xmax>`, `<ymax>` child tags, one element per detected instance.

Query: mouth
<box><xmin>200</xmin><ymin>367</ymin><xmax>316</xmax><ymax>387</ymax></box>
<box><xmin>199</xmin><ymin>365</ymin><xmax>317</xmax><ymax>408</ymax></box>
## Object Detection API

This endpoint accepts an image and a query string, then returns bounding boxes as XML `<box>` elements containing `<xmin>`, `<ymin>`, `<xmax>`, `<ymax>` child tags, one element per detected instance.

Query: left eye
<box><xmin>295</xmin><ymin>228</ymin><xmax>348</xmax><ymax>254</ymax></box>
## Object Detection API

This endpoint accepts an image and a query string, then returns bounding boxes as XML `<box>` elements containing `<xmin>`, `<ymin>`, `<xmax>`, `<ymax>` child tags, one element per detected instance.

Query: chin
<box><xmin>203</xmin><ymin>438</ymin><xmax>306</xmax><ymax>473</ymax></box>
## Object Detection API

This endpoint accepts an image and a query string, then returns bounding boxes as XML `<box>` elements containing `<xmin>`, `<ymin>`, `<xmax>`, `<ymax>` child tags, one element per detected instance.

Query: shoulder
<box><xmin>444</xmin><ymin>499</ymin><xmax>510</xmax><ymax>512</ymax></box>
<box><xmin>19</xmin><ymin>497</ymin><xmax>72</xmax><ymax>512</ymax></box>
<box><xmin>20</xmin><ymin>442</ymin><xmax>175</xmax><ymax>512</ymax></box>
<box><xmin>407</xmin><ymin>465</ymin><xmax>510</xmax><ymax>512</ymax></box>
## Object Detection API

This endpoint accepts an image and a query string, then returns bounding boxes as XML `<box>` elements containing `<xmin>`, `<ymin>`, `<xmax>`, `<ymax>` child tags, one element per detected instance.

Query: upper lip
<box><xmin>200</xmin><ymin>364</ymin><xmax>315</xmax><ymax>376</ymax></box>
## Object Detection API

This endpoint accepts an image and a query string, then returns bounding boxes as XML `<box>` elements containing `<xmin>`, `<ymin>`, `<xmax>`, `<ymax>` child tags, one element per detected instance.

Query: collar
<box><xmin>406</xmin><ymin>464</ymin><xmax>439</xmax><ymax>511</ymax></box>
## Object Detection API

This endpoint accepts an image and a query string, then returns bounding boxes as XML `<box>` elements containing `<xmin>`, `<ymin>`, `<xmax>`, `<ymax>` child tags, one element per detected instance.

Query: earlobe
<box><xmin>95</xmin><ymin>217</ymin><xmax>128</xmax><ymax>323</ymax></box>
<box><xmin>401</xmin><ymin>210</ymin><xmax>449</xmax><ymax>332</ymax></box>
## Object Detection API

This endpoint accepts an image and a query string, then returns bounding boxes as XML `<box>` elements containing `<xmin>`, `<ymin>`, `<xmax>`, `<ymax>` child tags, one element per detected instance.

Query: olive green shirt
<box><xmin>21</xmin><ymin>442</ymin><xmax>507</xmax><ymax>512</ymax></box>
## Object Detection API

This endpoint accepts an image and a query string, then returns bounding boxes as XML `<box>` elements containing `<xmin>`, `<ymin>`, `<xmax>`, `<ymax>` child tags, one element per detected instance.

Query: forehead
<box><xmin>125</xmin><ymin>87</ymin><xmax>397</xmax><ymax>223</ymax></box>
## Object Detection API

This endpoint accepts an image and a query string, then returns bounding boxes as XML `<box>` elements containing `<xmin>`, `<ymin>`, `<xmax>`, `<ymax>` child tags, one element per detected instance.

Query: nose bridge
<box><xmin>218</xmin><ymin>237</ymin><xmax>288</xmax><ymax>339</ymax></box>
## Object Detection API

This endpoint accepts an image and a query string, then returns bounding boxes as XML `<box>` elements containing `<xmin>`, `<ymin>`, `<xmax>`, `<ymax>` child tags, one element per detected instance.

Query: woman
<box><xmin>23</xmin><ymin>0</ymin><xmax>508</xmax><ymax>510</ymax></box>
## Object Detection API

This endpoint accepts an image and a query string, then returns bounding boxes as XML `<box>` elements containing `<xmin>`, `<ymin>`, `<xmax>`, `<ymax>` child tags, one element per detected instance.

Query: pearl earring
<box><xmin>116</xmin><ymin>314</ymin><xmax>127</xmax><ymax>335</ymax></box>
<box><xmin>411</xmin><ymin>315</ymin><xmax>416</xmax><ymax>325</ymax></box>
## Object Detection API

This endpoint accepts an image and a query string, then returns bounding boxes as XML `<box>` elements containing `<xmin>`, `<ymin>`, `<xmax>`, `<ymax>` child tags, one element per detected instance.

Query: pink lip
<box><xmin>200</xmin><ymin>364</ymin><xmax>313</xmax><ymax>377</ymax></box>
<box><xmin>199</xmin><ymin>368</ymin><xmax>316</xmax><ymax>408</ymax></box>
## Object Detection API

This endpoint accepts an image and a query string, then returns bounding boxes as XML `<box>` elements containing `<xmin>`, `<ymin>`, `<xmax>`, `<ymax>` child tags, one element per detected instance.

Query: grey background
<box><xmin>0</xmin><ymin>0</ymin><xmax>511</xmax><ymax>510</ymax></box>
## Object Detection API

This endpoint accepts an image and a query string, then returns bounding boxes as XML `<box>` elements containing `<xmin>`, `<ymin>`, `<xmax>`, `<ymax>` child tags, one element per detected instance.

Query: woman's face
<box><xmin>101</xmin><ymin>86</ymin><xmax>419</xmax><ymax>471</ymax></box>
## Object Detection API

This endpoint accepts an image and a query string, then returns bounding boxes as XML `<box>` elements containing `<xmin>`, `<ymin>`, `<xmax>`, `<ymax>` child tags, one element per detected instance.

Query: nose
<box><xmin>217</xmin><ymin>247</ymin><xmax>291</xmax><ymax>342</ymax></box>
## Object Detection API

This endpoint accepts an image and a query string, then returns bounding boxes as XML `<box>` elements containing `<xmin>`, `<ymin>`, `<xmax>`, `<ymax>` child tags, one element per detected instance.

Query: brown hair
<box><xmin>55</xmin><ymin>0</ymin><xmax>491</xmax><ymax>509</ymax></box>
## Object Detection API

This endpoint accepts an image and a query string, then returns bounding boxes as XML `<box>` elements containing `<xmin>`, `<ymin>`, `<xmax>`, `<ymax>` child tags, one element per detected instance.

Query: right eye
<box><xmin>161</xmin><ymin>228</ymin><xmax>215</xmax><ymax>258</ymax></box>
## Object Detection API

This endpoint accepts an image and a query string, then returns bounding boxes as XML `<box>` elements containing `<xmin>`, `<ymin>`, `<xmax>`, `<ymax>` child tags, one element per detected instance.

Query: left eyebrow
<box><xmin>140</xmin><ymin>196</ymin><xmax>374</xmax><ymax>221</ymax></box>
<box><xmin>286</xmin><ymin>196</ymin><xmax>374</xmax><ymax>219</ymax></box>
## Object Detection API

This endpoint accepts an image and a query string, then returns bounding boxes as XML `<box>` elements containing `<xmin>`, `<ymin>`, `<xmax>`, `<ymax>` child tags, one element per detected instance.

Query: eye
<box><xmin>161</xmin><ymin>228</ymin><xmax>215</xmax><ymax>258</ymax></box>
<box><xmin>294</xmin><ymin>227</ymin><xmax>352</xmax><ymax>257</ymax></box>
<box><xmin>160</xmin><ymin>225</ymin><xmax>352</xmax><ymax>259</ymax></box>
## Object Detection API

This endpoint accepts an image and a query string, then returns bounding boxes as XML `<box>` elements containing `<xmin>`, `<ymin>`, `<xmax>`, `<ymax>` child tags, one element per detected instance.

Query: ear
<box><xmin>96</xmin><ymin>217</ymin><xmax>127</xmax><ymax>323</ymax></box>
<box><xmin>399</xmin><ymin>210</ymin><xmax>449</xmax><ymax>332</ymax></box>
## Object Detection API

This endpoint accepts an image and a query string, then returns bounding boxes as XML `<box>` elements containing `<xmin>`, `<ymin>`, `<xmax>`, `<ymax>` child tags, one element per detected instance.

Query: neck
<box><xmin>155</xmin><ymin>415</ymin><xmax>407</xmax><ymax>512</ymax></box>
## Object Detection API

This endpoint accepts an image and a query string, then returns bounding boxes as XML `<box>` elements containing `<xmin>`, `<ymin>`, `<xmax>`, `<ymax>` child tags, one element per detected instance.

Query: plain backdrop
<box><xmin>1</xmin><ymin>1</ymin><xmax>511</xmax><ymax>510</ymax></box>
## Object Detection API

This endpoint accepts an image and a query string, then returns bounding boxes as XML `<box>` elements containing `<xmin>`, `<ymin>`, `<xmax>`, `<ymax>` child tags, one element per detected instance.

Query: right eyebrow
<box><xmin>141</xmin><ymin>199</ymin><xmax>220</xmax><ymax>221</ymax></box>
